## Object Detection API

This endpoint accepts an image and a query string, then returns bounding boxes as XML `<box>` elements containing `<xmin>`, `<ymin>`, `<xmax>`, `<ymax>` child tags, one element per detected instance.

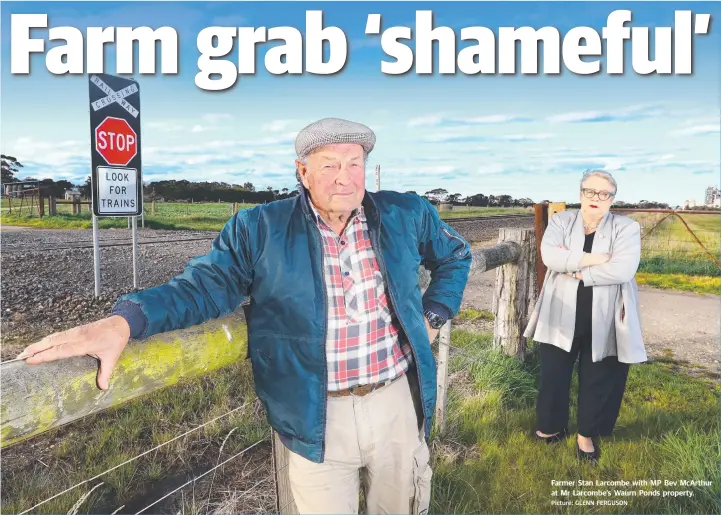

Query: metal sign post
<box><xmin>88</xmin><ymin>73</ymin><xmax>143</xmax><ymax>295</ymax></box>
<box><xmin>92</xmin><ymin>214</ymin><xmax>101</xmax><ymax>297</ymax></box>
<box><xmin>132</xmin><ymin>216</ymin><xmax>138</xmax><ymax>289</ymax></box>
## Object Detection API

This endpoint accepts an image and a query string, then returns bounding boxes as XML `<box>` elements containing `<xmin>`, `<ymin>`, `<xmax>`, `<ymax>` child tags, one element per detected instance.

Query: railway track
<box><xmin>442</xmin><ymin>214</ymin><xmax>533</xmax><ymax>223</ymax></box>
<box><xmin>0</xmin><ymin>214</ymin><xmax>534</xmax><ymax>253</ymax></box>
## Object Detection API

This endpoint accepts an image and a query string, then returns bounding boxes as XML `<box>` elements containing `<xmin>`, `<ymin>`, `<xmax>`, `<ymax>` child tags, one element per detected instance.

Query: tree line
<box><xmin>1</xmin><ymin>154</ymin><xmax>709</xmax><ymax>211</ymax></box>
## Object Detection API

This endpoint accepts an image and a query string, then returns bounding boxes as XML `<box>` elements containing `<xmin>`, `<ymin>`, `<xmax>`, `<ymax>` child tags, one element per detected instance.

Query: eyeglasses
<box><xmin>581</xmin><ymin>188</ymin><xmax>615</xmax><ymax>201</ymax></box>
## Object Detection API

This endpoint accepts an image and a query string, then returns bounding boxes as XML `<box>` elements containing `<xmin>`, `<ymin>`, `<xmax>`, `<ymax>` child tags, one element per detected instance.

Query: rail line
<box><xmin>0</xmin><ymin>214</ymin><xmax>534</xmax><ymax>253</ymax></box>
<box><xmin>442</xmin><ymin>214</ymin><xmax>533</xmax><ymax>223</ymax></box>
<box><xmin>1</xmin><ymin>236</ymin><xmax>215</xmax><ymax>253</ymax></box>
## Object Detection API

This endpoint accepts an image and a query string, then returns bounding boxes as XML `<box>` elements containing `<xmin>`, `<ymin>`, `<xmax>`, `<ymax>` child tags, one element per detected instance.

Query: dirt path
<box><xmin>460</xmin><ymin>268</ymin><xmax>720</xmax><ymax>374</ymax></box>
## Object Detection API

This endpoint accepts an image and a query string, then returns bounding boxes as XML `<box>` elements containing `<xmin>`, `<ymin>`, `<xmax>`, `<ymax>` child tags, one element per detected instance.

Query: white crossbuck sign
<box><xmin>90</xmin><ymin>75</ymin><xmax>139</xmax><ymax>118</ymax></box>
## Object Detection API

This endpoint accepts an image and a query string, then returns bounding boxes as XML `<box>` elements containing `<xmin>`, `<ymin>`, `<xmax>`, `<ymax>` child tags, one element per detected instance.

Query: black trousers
<box><xmin>535</xmin><ymin>335</ymin><xmax>630</xmax><ymax>437</ymax></box>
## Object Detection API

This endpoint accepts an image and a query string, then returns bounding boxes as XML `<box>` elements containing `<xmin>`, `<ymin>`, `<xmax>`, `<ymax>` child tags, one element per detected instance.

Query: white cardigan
<box><xmin>523</xmin><ymin>209</ymin><xmax>648</xmax><ymax>364</ymax></box>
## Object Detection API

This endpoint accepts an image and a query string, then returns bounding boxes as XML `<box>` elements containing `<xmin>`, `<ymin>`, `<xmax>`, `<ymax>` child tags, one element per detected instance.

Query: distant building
<box><xmin>64</xmin><ymin>189</ymin><xmax>82</xmax><ymax>201</ymax></box>
<box><xmin>704</xmin><ymin>186</ymin><xmax>720</xmax><ymax>207</ymax></box>
<box><xmin>683</xmin><ymin>199</ymin><xmax>697</xmax><ymax>209</ymax></box>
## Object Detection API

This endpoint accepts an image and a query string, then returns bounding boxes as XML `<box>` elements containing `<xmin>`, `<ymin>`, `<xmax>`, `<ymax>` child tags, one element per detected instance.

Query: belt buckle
<box><xmin>350</xmin><ymin>384</ymin><xmax>369</xmax><ymax>397</ymax></box>
<box><xmin>344</xmin><ymin>377</ymin><xmax>395</xmax><ymax>397</ymax></box>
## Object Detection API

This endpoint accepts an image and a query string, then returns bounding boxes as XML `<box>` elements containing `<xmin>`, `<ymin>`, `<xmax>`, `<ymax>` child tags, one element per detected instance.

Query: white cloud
<box><xmin>382</xmin><ymin>165</ymin><xmax>459</xmax><ymax>177</ymax></box>
<box><xmin>408</xmin><ymin>113</ymin><xmax>532</xmax><ymax>127</ymax></box>
<box><xmin>146</xmin><ymin>121</ymin><xmax>186</xmax><ymax>132</ymax></box>
<box><xmin>670</xmin><ymin>124</ymin><xmax>720</xmax><ymax>137</ymax></box>
<box><xmin>475</xmin><ymin>164</ymin><xmax>508</xmax><ymax>175</ymax></box>
<box><xmin>418</xmin><ymin>131</ymin><xmax>554</xmax><ymax>143</ymax></box>
<box><xmin>408</xmin><ymin>114</ymin><xmax>445</xmax><ymax>127</ymax></box>
<box><xmin>499</xmin><ymin>133</ymin><xmax>554</xmax><ymax>142</ymax></box>
<box><xmin>146</xmin><ymin>115</ymin><xmax>232</xmax><ymax>134</ymax></box>
<box><xmin>262</xmin><ymin>119</ymin><xmax>298</xmax><ymax>132</ymax></box>
<box><xmin>202</xmin><ymin>113</ymin><xmax>234</xmax><ymax>123</ymax></box>
<box><xmin>546</xmin><ymin>104</ymin><xmax>663</xmax><ymax>124</ymax></box>
<box><xmin>5</xmin><ymin>138</ymin><xmax>88</xmax><ymax>168</ymax></box>
<box><xmin>3</xmin><ymin>131</ymin><xmax>301</xmax><ymax>178</ymax></box>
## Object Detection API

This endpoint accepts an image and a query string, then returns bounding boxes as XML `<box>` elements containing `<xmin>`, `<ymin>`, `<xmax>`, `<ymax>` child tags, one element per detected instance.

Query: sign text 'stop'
<box><xmin>95</xmin><ymin>116</ymin><xmax>137</xmax><ymax>167</ymax></box>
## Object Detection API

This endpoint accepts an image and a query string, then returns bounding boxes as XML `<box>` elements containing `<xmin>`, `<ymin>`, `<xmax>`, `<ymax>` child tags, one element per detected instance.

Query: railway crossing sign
<box><xmin>89</xmin><ymin>73</ymin><xmax>142</xmax><ymax>217</ymax></box>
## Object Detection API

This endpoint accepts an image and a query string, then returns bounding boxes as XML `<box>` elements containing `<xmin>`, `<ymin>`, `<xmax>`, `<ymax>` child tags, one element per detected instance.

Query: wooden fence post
<box><xmin>434</xmin><ymin>322</ymin><xmax>452</xmax><ymax>436</ymax></box>
<box><xmin>49</xmin><ymin>196</ymin><xmax>56</xmax><ymax>216</ymax></box>
<box><xmin>273</xmin><ymin>431</ymin><xmax>298</xmax><ymax>514</ymax></box>
<box><xmin>547</xmin><ymin>202</ymin><xmax>566</xmax><ymax>219</ymax></box>
<box><xmin>492</xmin><ymin>228</ymin><xmax>537</xmax><ymax>360</ymax></box>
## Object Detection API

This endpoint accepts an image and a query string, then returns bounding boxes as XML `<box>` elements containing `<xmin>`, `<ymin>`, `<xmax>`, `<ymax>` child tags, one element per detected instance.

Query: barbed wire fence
<box><xmin>630</xmin><ymin>210</ymin><xmax>720</xmax><ymax>274</ymax></box>
<box><xmin>11</xmin><ymin>400</ymin><xmax>276</xmax><ymax>515</ymax></box>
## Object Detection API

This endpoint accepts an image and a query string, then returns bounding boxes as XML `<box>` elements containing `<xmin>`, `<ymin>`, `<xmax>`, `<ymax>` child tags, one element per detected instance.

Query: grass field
<box><xmin>629</xmin><ymin>212</ymin><xmax>720</xmax><ymax>277</ymax></box>
<box><xmin>1</xmin><ymin>361</ymin><xmax>270</xmax><ymax>515</ymax></box>
<box><xmin>2</xmin><ymin>327</ymin><xmax>718</xmax><ymax>514</ymax></box>
<box><xmin>0</xmin><ymin>201</ymin><xmax>530</xmax><ymax>232</ymax></box>
<box><xmin>2</xmin><ymin>204</ymin><xmax>717</xmax><ymax>294</ymax></box>
<box><xmin>431</xmin><ymin>329</ymin><xmax>720</xmax><ymax>515</ymax></box>
<box><xmin>635</xmin><ymin>272</ymin><xmax>720</xmax><ymax>295</ymax></box>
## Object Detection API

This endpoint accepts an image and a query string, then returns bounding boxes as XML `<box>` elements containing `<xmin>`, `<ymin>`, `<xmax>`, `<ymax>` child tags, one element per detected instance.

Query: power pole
<box><xmin>375</xmin><ymin>164</ymin><xmax>380</xmax><ymax>191</ymax></box>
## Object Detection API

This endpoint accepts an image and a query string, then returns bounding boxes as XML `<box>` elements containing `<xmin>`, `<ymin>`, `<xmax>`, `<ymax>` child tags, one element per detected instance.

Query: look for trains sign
<box><xmin>89</xmin><ymin>73</ymin><xmax>143</xmax><ymax>217</ymax></box>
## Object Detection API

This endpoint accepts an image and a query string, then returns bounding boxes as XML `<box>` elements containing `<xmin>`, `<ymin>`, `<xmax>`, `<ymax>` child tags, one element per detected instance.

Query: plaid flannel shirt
<box><xmin>308</xmin><ymin>199</ymin><xmax>413</xmax><ymax>392</ymax></box>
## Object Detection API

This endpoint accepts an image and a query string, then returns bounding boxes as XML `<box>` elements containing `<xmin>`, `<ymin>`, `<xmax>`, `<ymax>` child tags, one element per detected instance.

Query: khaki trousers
<box><xmin>287</xmin><ymin>374</ymin><xmax>433</xmax><ymax>514</ymax></box>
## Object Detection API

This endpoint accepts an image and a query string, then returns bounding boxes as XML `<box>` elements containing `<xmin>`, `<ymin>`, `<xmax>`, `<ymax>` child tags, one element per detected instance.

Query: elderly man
<box><xmin>16</xmin><ymin>117</ymin><xmax>472</xmax><ymax>514</ymax></box>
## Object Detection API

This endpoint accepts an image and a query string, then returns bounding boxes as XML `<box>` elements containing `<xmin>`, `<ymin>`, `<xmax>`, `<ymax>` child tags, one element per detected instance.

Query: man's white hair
<box><xmin>581</xmin><ymin>169</ymin><xmax>617</xmax><ymax>195</ymax></box>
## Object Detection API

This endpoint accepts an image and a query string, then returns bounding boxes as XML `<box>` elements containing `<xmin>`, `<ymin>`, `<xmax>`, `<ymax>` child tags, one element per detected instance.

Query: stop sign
<box><xmin>95</xmin><ymin>116</ymin><xmax>137</xmax><ymax>166</ymax></box>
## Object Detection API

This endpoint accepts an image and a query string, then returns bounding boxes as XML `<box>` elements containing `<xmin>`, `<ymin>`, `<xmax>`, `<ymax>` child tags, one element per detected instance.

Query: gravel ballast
<box><xmin>0</xmin><ymin>216</ymin><xmax>533</xmax><ymax>359</ymax></box>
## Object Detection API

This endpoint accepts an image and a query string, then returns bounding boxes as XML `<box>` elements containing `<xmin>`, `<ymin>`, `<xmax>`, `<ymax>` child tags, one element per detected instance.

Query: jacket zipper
<box><xmin>316</xmin><ymin>225</ymin><xmax>329</xmax><ymax>462</ymax></box>
<box><xmin>442</xmin><ymin>226</ymin><xmax>469</xmax><ymax>258</ymax></box>
<box><xmin>371</xmin><ymin>217</ymin><xmax>428</xmax><ymax>436</ymax></box>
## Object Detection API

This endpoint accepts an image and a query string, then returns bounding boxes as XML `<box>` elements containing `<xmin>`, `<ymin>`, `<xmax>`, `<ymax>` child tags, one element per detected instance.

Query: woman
<box><xmin>523</xmin><ymin>169</ymin><xmax>647</xmax><ymax>463</ymax></box>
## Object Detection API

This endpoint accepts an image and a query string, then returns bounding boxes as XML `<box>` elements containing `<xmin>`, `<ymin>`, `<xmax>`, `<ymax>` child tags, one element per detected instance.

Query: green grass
<box><xmin>629</xmin><ymin>213</ymin><xmax>720</xmax><ymax>277</ymax></box>
<box><xmin>0</xmin><ymin>212</ymin><xmax>240</xmax><ymax>232</ymax></box>
<box><xmin>439</xmin><ymin>207</ymin><xmax>531</xmax><ymax>218</ymax></box>
<box><xmin>636</xmin><ymin>272</ymin><xmax>720</xmax><ymax>295</ymax></box>
<box><xmin>638</xmin><ymin>256</ymin><xmax>720</xmax><ymax>277</ymax></box>
<box><xmin>455</xmin><ymin>307</ymin><xmax>495</xmax><ymax>323</ymax></box>
<box><xmin>1</xmin><ymin>202</ymin><xmax>528</xmax><ymax>231</ymax></box>
<box><xmin>2</xmin><ymin>327</ymin><xmax>719</xmax><ymax>514</ymax></box>
<box><xmin>430</xmin><ymin>329</ymin><xmax>720</xmax><ymax>515</ymax></box>
<box><xmin>1</xmin><ymin>361</ymin><xmax>269</xmax><ymax>515</ymax></box>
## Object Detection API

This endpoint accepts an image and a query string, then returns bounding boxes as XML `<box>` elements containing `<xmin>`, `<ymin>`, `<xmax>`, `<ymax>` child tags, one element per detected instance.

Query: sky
<box><xmin>1</xmin><ymin>0</ymin><xmax>720</xmax><ymax>206</ymax></box>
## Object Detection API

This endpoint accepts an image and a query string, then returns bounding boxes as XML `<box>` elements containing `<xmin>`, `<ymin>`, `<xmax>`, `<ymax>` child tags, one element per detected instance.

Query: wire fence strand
<box><xmin>131</xmin><ymin>433</ymin><xmax>270</xmax><ymax>515</ymax></box>
<box><xmin>17</xmin><ymin>400</ymin><xmax>254</xmax><ymax>515</ymax></box>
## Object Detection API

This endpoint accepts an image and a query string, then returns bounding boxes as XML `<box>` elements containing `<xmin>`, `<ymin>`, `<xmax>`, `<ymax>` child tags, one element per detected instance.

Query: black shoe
<box><xmin>532</xmin><ymin>428</ymin><xmax>568</xmax><ymax>443</ymax></box>
<box><xmin>576</xmin><ymin>438</ymin><xmax>600</xmax><ymax>463</ymax></box>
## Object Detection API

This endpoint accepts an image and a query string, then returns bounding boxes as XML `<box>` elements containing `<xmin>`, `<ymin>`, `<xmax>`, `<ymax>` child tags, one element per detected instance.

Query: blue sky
<box><xmin>1</xmin><ymin>0</ymin><xmax>720</xmax><ymax>205</ymax></box>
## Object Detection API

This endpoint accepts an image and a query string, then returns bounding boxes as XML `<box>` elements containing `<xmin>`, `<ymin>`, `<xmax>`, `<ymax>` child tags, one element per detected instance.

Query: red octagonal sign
<box><xmin>95</xmin><ymin>116</ymin><xmax>137</xmax><ymax>166</ymax></box>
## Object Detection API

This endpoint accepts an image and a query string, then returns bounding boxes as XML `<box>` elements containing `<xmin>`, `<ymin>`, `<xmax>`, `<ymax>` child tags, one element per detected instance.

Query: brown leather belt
<box><xmin>328</xmin><ymin>374</ymin><xmax>403</xmax><ymax>398</ymax></box>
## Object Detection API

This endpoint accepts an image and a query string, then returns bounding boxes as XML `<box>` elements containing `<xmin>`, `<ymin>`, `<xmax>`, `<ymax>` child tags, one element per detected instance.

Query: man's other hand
<box><xmin>15</xmin><ymin>315</ymin><xmax>131</xmax><ymax>391</ymax></box>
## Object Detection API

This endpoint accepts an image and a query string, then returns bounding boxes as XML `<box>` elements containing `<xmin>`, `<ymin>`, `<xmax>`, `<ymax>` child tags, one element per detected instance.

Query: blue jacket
<box><xmin>112</xmin><ymin>188</ymin><xmax>472</xmax><ymax>463</ymax></box>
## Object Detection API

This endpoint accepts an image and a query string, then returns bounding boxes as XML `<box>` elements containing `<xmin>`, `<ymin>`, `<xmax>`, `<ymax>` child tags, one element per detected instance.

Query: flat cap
<box><xmin>295</xmin><ymin>117</ymin><xmax>376</xmax><ymax>159</ymax></box>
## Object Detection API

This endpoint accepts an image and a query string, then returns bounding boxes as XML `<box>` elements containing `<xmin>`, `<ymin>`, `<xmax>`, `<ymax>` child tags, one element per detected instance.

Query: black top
<box><xmin>574</xmin><ymin>231</ymin><xmax>595</xmax><ymax>337</ymax></box>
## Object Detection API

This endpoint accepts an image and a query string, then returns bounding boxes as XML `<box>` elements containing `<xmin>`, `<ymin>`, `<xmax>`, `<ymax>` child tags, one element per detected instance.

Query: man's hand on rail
<box><xmin>14</xmin><ymin>315</ymin><xmax>131</xmax><ymax>391</ymax></box>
